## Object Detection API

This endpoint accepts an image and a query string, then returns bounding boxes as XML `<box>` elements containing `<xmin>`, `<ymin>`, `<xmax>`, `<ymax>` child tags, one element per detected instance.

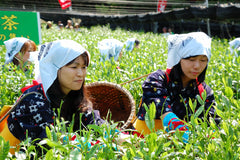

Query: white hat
<box><xmin>125</xmin><ymin>38</ymin><xmax>136</xmax><ymax>52</ymax></box>
<box><xmin>229</xmin><ymin>38</ymin><xmax>240</xmax><ymax>57</ymax></box>
<box><xmin>167</xmin><ymin>32</ymin><xmax>211</xmax><ymax>68</ymax></box>
<box><xmin>35</xmin><ymin>39</ymin><xmax>90</xmax><ymax>95</ymax></box>
<box><xmin>4</xmin><ymin>37</ymin><xmax>29</xmax><ymax>64</ymax></box>
<box><xmin>98</xmin><ymin>39</ymin><xmax>123</xmax><ymax>61</ymax></box>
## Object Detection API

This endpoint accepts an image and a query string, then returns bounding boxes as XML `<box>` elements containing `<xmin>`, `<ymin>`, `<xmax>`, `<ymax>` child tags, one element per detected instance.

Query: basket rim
<box><xmin>86</xmin><ymin>81</ymin><xmax>136</xmax><ymax>130</ymax></box>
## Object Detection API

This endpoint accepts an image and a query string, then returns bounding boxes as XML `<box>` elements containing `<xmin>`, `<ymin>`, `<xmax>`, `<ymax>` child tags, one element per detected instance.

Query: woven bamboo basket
<box><xmin>86</xmin><ymin>81</ymin><xmax>135</xmax><ymax>130</ymax></box>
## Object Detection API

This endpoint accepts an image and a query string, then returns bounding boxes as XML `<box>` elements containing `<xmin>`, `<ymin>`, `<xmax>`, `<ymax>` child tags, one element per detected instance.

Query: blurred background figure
<box><xmin>162</xmin><ymin>26</ymin><xmax>167</xmax><ymax>33</ymax></box>
<box><xmin>65</xmin><ymin>19</ymin><xmax>73</xmax><ymax>29</ymax></box>
<box><xmin>125</xmin><ymin>38</ymin><xmax>140</xmax><ymax>52</ymax></box>
<box><xmin>168</xmin><ymin>27</ymin><xmax>174</xmax><ymax>34</ymax></box>
<box><xmin>57</xmin><ymin>20</ymin><xmax>62</xmax><ymax>30</ymax></box>
<box><xmin>4</xmin><ymin>37</ymin><xmax>37</xmax><ymax>70</ymax></box>
<box><xmin>57</xmin><ymin>20</ymin><xmax>62</xmax><ymax>26</ymax></box>
<box><xmin>229</xmin><ymin>38</ymin><xmax>240</xmax><ymax>57</ymax></box>
<box><xmin>58</xmin><ymin>23</ymin><xmax>64</xmax><ymax>30</ymax></box>
<box><xmin>74</xmin><ymin>23</ymin><xmax>81</xmax><ymax>32</ymax></box>
<box><xmin>98</xmin><ymin>39</ymin><xmax>124</xmax><ymax>62</ymax></box>
<box><xmin>162</xmin><ymin>26</ymin><xmax>170</xmax><ymax>37</ymax></box>
<box><xmin>46</xmin><ymin>21</ymin><xmax>52</xmax><ymax>29</ymax></box>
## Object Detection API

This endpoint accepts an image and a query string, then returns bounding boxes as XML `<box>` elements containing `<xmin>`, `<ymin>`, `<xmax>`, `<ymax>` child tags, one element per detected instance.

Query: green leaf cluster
<box><xmin>0</xmin><ymin>24</ymin><xmax>239</xmax><ymax>159</ymax></box>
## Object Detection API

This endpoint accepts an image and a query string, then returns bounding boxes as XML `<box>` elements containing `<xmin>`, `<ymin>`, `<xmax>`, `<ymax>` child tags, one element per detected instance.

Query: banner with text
<box><xmin>58</xmin><ymin>0</ymin><xmax>72</xmax><ymax>10</ymax></box>
<box><xmin>0</xmin><ymin>10</ymin><xmax>41</xmax><ymax>45</ymax></box>
<box><xmin>157</xmin><ymin>0</ymin><xmax>167</xmax><ymax>13</ymax></box>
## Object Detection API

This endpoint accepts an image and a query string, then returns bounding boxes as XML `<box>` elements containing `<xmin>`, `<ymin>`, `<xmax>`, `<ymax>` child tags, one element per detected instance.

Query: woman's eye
<box><xmin>188</xmin><ymin>58</ymin><xmax>195</xmax><ymax>61</ymax></box>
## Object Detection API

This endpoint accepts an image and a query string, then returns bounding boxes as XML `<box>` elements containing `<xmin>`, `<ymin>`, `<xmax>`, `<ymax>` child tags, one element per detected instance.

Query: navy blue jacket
<box><xmin>7</xmin><ymin>83</ymin><xmax>105</xmax><ymax>141</ymax></box>
<box><xmin>137</xmin><ymin>69</ymin><xmax>220</xmax><ymax>124</ymax></box>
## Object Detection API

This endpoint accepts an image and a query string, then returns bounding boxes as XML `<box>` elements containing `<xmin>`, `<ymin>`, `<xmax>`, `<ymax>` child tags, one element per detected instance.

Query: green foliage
<box><xmin>0</xmin><ymin>25</ymin><xmax>239</xmax><ymax>159</ymax></box>
<box><xmin>143</xmin><ymin>102</ymin><xmax>156</xmax><ymax>132</ymax></box>
<box><xmin>0</xmin><ymin>136</ymin><xmax>10</xmax><ymax>160</ymax></box>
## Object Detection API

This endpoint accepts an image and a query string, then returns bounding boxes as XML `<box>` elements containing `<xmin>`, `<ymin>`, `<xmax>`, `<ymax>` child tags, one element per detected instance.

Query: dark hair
<box><xmin>135</xmin><ymin>39</ymin><xmax>140</xmax><ymax>46</ymax></box>
<box><xmin>170</xmin><ymin>57</ymin><xmax>207</xmax><ymax>84</ymax></box>
<box><xmin>12</xmin><ymin>57</ymin><xmax>19</xmax><ymax>66</ymax></box>
<box><xmin>47</xmin><ymin>52</ymin><xmax>92</xmax><ymax>131</ymax></box>
<box><xmin>169</xmin><ymin>62</ymin><xmax>182</xmax><ymax>82</ymax></box>
<box><xmin>66</xmin><ymin>51</ymin><xmax>89</xmax><ymax>67</ymax></box>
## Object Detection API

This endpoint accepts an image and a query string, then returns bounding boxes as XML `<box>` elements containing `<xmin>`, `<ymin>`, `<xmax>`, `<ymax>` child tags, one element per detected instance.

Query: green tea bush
<box><xmin>0</xmin><ymin>25</ymin><xmax>239</xmax><ymax>159</ymax></box>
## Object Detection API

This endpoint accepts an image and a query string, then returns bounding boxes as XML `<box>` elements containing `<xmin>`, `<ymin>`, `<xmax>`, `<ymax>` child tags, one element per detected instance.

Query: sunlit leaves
<box><xmin>0</xmin><ymin>24</ymin><xmax>239</xmax><ymax>159</ymax></box>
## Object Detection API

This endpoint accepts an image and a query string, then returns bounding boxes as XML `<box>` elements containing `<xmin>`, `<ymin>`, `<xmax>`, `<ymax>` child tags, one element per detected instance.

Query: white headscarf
<box><xmin>34</xmin><ymin>39</ymin><xmax>90</xmax><ymax>95</ymax></box>
<box><xmin>167</xmin><ymin>32</ymin><xmax>211</xmax><ymax>68</ymax></box>
<box><xmin>229</xmin><ymin>38</ymin><xmax>240</xmax><ymax>57</ymax></box>
<box><xmin>125</xmin><ymin>38</ymin><xmax>136</xmax><ymax>52</ymax></box>
<box><xmin>4</xmin><ymin>37</ymin><xmax>29</xmax><ymax>64</ymax></box>
<box><xmin>98</xmin><ymin>39</ymin><xmax>123</xmax><ymax>61</ymax></box>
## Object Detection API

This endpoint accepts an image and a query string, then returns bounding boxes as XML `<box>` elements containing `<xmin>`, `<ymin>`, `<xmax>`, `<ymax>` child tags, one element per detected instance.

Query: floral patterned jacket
<box><xmin>7</xmin><ymin>83</ymin><xmax>104</xmax><ymax>141</ymax></box>
<box><xmin>137</xmin><ymin>69</ymin><xmax>220</xmax><ymax>124</ymax></box>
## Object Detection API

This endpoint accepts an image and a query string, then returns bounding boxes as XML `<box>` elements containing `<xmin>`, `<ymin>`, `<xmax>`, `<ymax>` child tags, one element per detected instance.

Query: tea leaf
<box><xmin>46</xmin><ymin>126</ymin><xmax>52</xmax><ymax>140</ymax></box>
<box><xmin>194</xmin><ymin>106</ymin><xmax>204</xmax><ymax>119</ymax></box>
<box><xmin>45</xmin><ymin>149</ymin><xmax>54</xmax><ymax>159</ymax></box>
<box><xmin>143</xmin><ymin>103</ymin><xmax>155</xmax><ymax>132</ymax></box>
<box><xmin>196</xmin><ymin>95</ymin><xmax>204</xmax><ymax>105</ymax></box>
<box><xmin>0</xmin><ymin>137</ymin><xmax>10</xmax><ymax>160</ymax></box>
<box><xmin>224</xmin><ymin>86</ymin><xmax>233</xmax><ymax>99</ymax></box>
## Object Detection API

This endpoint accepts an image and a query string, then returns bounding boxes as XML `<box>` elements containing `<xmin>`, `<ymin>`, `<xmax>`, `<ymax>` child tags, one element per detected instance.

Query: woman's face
<box><xmin>180</xmin><ymin>55</ymin><xmax>208</xmax><ymax>84</ymax></box>
<box><xmin>14</xmin><ymin>42</ymin><xmax>34</xmax><ymax>64</ymax></box>
<box><xmin>15</xmin><ymin>52</ymin><xmax>30</xmax><ymax>64</ymax></box>
<box><xmin>57</xmin><ymin>55</ymin><xmax>87</xmax><ymax>95</ymax></box>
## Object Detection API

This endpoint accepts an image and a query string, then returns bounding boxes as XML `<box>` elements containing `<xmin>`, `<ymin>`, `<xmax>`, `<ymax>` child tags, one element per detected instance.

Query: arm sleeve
<box><xmin>137</xmin><ymin>70</ymin><xmax>172</xmax><ymax>120</ymax></box>
<box><xmin>7</xmin><ymin>92</ymin><xmax>54</xmax><ymax>141</ymax></box>
<box><xmin>81</xmin><ymin>110</ymin><xmax>106</xmax><ymax>129</ymax></box>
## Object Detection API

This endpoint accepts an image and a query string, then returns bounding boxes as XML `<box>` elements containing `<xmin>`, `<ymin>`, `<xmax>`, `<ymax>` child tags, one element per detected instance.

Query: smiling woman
<box><xmin>180</xmin><ymin>55</ymin><xmax>208</xmax><ymax>88</ymax></box>
<box><xmin>0</xmin><ymin>39</ymin><xmax>105</xmax><ymax>154</ymax></box>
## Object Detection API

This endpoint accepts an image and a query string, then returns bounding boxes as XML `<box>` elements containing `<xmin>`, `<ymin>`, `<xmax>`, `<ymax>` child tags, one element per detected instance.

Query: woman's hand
<box><xmin>162</xmin><ymin>112</ymin><xmax>190</xmax><ymax>143</ymax></box>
